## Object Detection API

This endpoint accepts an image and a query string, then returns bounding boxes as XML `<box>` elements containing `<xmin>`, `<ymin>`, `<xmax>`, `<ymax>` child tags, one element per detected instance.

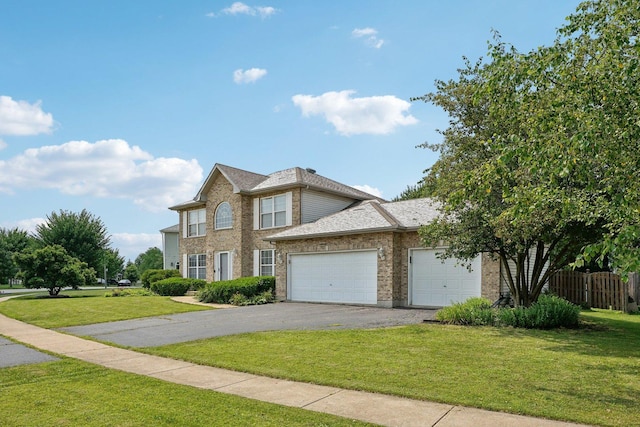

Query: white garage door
<box><xmin>289</xmin><ymin>251</ymin><xmax>377</xmax><ymax>304</ymax></box>
<box><xmin>410</xmin><ymin>249</ymin><xmax>481</xmax><ymax>307</ymax></box>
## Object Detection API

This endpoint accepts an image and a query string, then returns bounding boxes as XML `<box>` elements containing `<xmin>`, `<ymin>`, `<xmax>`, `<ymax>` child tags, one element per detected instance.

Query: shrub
<box><xmin>435</xmin><ymin>297</ymin><xmax>495</xmax><ymax>326</ymax></box>
<box><xmin>251</xmin><ymin>290</ymin><xmax>275</xmax><ymax>305</ymax></box>
<box><xmin>188</xmin><ymin>279</ymin><xmax>207</xmax><ymax>291</ymax></box>
<box><xmin>198</xmin><ymin>276</ymin><xmax>275</xmax><ymax>304</ymax></box>
<box><xmin>150</xmin><ymin>277</ymin><xmax>199</xmax><ymax>296</ymax></box>
<box><xmin>497</xmin><ymin>294</ymin><xmax>580</xmax><ymax>329</ymax></box>
<box><xmin>229</xmin><ymin>293</ymin><xmax>250</xmax><ymax>306</ymax></box>
<box><xmin>105</xmin><ymin>288</ymin><xmax>154</xmax><ymax>297</ymax></box>
<box><xmin>140</xmin><ymin>269</ymin><xmax>181</xmax><ymax>289</ymax></box>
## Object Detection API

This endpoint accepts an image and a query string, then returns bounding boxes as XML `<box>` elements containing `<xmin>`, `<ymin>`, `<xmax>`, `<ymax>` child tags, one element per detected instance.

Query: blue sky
<box><xmin>0</xmin><ymin>0</ymin><xmax>581</xmax><ymax>261</ymax></box>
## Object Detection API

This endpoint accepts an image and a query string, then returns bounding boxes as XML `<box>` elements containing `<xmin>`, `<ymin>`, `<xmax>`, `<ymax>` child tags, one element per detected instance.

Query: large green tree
<box><xmin>0</xmin><ymin>228</ymin><xmax>34</xmax><ymax>285</ymax></box>
<box><xmin>135</xmin><ymin>247</ymin><xmax>163</xmax><ymax>277</ymax></box>
<box><xmin>35</xmin><ymin>209</ymin><xmax>111</xmax><ymax>273</ymax></box>
<box><xmin>102</xmin><ymin>247</ymin><xmax>125</xmax><ymax>282</ymax></box>
<box><xmin>14</xmin><ymin>245</ymin><xmax>96</xmax><ymax>296</ymax></box>
<box><xmin>413</xmin><ymin>0</ymin><xmax>639</xmax><ymax>306</ymax></box>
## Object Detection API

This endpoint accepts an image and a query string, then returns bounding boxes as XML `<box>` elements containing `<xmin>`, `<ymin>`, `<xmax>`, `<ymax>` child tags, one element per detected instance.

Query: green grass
<box><xmin>0</xmin><ymin>283</ymin><xmax>25</xmax><ymax>290</ymax></box>
<box><xmin>141</xmin><ymin>310</ymin><xmax>640</xmax><ymax>427</ymax></box>
<box><xmin>2</xmin><ymin>293</ymin><xmax>638</xmax><ymax>425</ymax></box>
<box><xmin>0</xmin><ymin>289</ymin><xmax>211</xmax><ymax>328</ymax></box>
<box><xmin>0</xmin><ymin>359</ymin><xmax>372</xmax><ymax>427</ymax></box>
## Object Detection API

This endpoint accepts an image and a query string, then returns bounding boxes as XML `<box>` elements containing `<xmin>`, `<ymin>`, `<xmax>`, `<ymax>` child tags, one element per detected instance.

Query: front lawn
<box><xmin>143</xmin><ymin>310</ymin><xmax>640</xmax><ymax>427</ymax></box>
<box><xmin>0</xmin><ymin>359</ymin><xmax>372</xmax><ymax>427</ymax></box>
<box><xmin>0</xmin><ymin>289</ymin><xmax>210</xmax><ymax>328</ymax></box>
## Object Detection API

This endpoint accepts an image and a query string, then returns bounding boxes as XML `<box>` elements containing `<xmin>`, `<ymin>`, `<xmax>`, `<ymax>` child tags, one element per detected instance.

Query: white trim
<box><xmin>182</xmin><ymin>212</ymin><xmax>188</xmax><ymax>238</ymax></box>
<box><xmin>253</xmin><ymin>249</ymin><xmax>260</xmax><ymax>276</ymax></box>
<box><xmin>182</xmin><ymin>254</ymin><xmax>188</xmax><ymax>278</ymax></box>
<box><xmin>253</xmin><ymin>198</ymin><xmax>260</xmax><ymax>230</ymax></box>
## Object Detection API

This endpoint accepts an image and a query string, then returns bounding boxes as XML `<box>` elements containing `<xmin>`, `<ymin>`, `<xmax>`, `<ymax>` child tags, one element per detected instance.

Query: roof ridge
<box><xmin>370</xmin><ymin>201</ymin><xmax>403</xmax><ymax>229</ymax></box>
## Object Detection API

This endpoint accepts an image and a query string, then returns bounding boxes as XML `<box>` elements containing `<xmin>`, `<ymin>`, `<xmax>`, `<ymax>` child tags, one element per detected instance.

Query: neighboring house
<box><xmin>160</xmin><ymin>224</ymin><xmax>179</xmax><ymax>270</ymax></box>
<box><xmin>266</xmin><ymin>198</ymin><xmax>500</xmax><ymax>307</ymax></box>
<box><xmin>167</xmin><ymin>163</ymin><xmax>502</xmax><ymax>308</ymax></box>
<box><xmin>168</xmin><ymin>163</ymin><xmax>383</xmax><ymax>284</ymax></box>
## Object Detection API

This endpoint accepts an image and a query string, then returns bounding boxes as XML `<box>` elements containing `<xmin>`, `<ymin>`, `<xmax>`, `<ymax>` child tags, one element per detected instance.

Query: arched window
<box><xmin>215</xmin><ymin>202</ymin><xmax>233</xmax><ymax>229</ymax></box>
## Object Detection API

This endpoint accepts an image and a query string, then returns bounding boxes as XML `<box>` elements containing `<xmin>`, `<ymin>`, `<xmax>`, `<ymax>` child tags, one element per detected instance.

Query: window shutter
<box><xmin>182</xmin><ymin>254</ymin><xmax>187</xmax><ymax>278</ymax></box>
<box><xmin>182</xmin><ymin>212</ymin><xmax>188</xmax><ymax>237</ymax></box>
<box><xmin>253</xmin><ymin>198</ymin><xmax>260</xmax><ymax>230</ymax></box>
<box><xmin>285</xmin><ymin>191</ymin><xmax>293</xmax><ymax>226</ymax></box>
<box><xmin>253</xmin><ymin>250</ymin><xmax>260</xmax><ymax>276</ymax></box>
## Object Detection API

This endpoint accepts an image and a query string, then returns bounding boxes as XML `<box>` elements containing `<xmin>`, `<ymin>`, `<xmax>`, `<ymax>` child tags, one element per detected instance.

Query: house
<box><xmin>168</xmin><ymin>163</ymin><xmax>501</xmax><ymax>307</ymax></box>
<box><xmin>168</xmin><ymin>163</ymin><xmax>384</xmax><ymax>283</ymax></box>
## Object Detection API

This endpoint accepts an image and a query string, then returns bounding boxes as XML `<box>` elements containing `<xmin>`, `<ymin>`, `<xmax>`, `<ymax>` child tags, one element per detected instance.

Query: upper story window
<box><xmin>215</xmin><ymin>202</ymin><xmax>233</xmax><ymax>230</ymax></box>
<box><xmin>261</xmin><ymin>195</ymin><xmax>286</xmax><ymax>228</ymax></box>
<box><xmin>188</xmin><ymin>209</ymin><xmax>206</xmax><ymax>237</ymax></box>
<box><xmin>253</xmin><ymin>192</ymin><xmax>292</xmax><ymax>230</ymax></box>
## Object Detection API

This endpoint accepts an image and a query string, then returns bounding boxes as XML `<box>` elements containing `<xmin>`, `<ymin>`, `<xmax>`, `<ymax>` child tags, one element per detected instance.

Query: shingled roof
<box><xmin>265</xmin><ymin>198</ymin><xmax>440</xmax><ymax>241</ymax></box>
<box><xmin>170</xmin><ymin>163</ymin><xmax>384</xmax><ymax>210</ymax></box>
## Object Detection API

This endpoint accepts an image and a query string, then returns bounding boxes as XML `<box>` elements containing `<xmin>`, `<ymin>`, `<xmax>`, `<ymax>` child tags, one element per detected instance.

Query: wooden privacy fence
<box><xmin>549</xmin><ymin>271</ymin><xmax>639</xmax><ymax>312</ymax></box>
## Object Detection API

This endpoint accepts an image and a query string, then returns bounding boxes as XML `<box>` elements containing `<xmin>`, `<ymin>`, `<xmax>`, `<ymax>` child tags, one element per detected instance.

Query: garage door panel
<box><xmin>290</xmin><ymin>251</ymin><xmax>377</xmax><ymax>305</ymax></box>
<box><xmin>410</xmin><ymin>249</ymin><xmax>481</xmax><ymax>307</ymax></box>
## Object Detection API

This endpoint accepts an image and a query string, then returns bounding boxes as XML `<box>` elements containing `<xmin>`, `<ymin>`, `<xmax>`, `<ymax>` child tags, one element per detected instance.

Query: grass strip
<box><xmin>0</xmin><ymin>358</ymin><xmax>372</xmax><ymax>427</ymax></box>
<box><xmin>0</xmin><ymin>289</ymin><xmax>210</xmax><ymax>328</ymax></box>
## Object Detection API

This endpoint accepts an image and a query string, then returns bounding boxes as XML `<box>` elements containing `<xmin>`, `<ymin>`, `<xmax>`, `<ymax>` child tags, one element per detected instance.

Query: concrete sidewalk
<box><xmin>0</xmin><ymin>307</ymin><xmax>589</xmax><ymax>426</ymax></box>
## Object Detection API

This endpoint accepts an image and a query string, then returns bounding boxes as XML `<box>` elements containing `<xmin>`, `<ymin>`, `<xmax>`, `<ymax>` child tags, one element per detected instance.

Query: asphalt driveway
<box><xmin>0</xmin><ymin>336</ymin><xmax>58</xmax><ymax>368</ymax></box>
<box><xmin>59</xmin><ymin>302</ymin><xmax>437</xmax><ymax>348</ymax></box>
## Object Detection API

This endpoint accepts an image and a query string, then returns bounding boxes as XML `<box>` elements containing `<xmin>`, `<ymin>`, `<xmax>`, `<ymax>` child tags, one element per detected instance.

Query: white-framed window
<box><xmin>253</xmin><ymin>192</ymin><xmax>292</xmax><ymax>230</ymax></box>
<box><xmin>261</xmin><ymin>195</ymin><xmax>287</xmax><ymax>228</ymax></box>
<box><xmin>188</xmin><ymin>254</ymin><xmax>206</xmax><ymax>279</ymax></box>
<box><xmin>215</xmin><ymin>202</ymin><xmax>233</xmax><ymax>230</ymax></box>
<box><xmin>260</xmin><ymin>249</ymin><xmax>275</xmax><ymax>276</ymax></box>
<box><xmin>188</xmin><ymin>209</ymin><xmax>206</xmax><ymax>237</ymax></box>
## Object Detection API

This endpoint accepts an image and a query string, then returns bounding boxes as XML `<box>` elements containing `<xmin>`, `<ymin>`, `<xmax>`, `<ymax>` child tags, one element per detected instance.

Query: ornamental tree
<box><xmin>413</xmin><ymin>0</ymin><xmax>639</xmax><ymax>306</ymax></box>
<box><xmin>13</xmin><ymin>245</ymin><xmax>96</xmax><ymax>296</ymax></box>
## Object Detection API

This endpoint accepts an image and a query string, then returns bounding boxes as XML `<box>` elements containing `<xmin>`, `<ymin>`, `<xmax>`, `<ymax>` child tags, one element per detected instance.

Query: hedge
<box><xmin>198</xmin><ymin>276</ymin><xmax>275</xmax><ymax>304</ymax></box>
<box><xmin>151</xmin><ymin>277</ymin><xmax>206</xmax><ymax>296</ymax></box>
<box><xmin>141</xmin><ymin>269</ymin><xmax>181</xmax><ymax>289</ymax></box>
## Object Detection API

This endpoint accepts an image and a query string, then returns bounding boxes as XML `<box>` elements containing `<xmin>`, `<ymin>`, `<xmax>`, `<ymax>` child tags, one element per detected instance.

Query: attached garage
<box><xmin>288</xmin><ymin>251</ymin><xmax>378</xmax><ymax>305</ymax></box>
<box><xmin>409</xmin><ymin>249</ymin><xmax>482</xmax><ymax>307</ymax></box>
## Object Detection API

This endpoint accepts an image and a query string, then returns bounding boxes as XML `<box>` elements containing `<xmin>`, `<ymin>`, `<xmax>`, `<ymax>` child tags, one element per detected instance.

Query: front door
<box><xmin>216</xmin><ymin>252</ymin><xmax>230</xmax><ymax>281</ymax></box>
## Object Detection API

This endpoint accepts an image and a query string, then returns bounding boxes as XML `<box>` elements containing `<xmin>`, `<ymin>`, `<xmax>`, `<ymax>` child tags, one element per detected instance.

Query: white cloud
<box><xmin>0</xmin><ymin>95</ymin><xmax>55</xmax><ymax>136</ymax></box>
<box><xmin>352</xmin><ymin>27</ymin><xmax>385</xmax><ymax>49</ymax></box>
<box><xmin>0</xmin><ymin>139</ymin><xmax>6</xmax><ymax>151</ymax></box>
<box><xmin>233</xmin><ymin>68</ymin><xmax>268</xmax><ymax>84</ymax></box>
<box><xmin>292</xmin><ymin>90</ymin><xmax>418</xmax><ymax>136</ymax></box>
<box><xmin>111</xmin><ymin>232</ymin><xmax>162</xmax><ymax>261</ymax></box>
<box><xmin>0</xmin><ymin>139</ymin><xmax>203</xmax><ymax>212</ymax></box>
<box><xmin>220</xmin><ymin>2</ymin><xmax>278</xmax><ymax>18</ymax></box>
<box><xmin>352</xmin><ymin>184</ymin><xmax>383</xmax><ymax>198</ymax></box>
<box><xmin>0</xmin><ymin>217</ymin><xmax>46</xmax><ymax>234</ymax></box>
